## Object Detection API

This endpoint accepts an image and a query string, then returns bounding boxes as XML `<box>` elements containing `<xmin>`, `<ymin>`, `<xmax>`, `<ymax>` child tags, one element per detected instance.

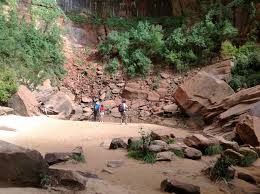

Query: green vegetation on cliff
<box><xmin>0</xmin><ymin>0</ymin><xmax>65</xmax><ymax>104</ymax></box>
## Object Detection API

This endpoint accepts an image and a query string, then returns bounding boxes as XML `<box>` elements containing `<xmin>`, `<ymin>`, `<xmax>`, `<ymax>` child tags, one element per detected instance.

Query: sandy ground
<box><xmin>0</xmin><ymin>115</ymin><xmax>227</xmax><ymax>194</ymax></box>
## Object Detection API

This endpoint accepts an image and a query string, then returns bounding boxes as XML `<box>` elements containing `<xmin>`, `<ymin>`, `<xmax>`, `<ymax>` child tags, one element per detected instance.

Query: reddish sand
<box><xmin>0</xmin><ymin>115</ymin><xmax>226</xmax><ymax>194</ymax></box>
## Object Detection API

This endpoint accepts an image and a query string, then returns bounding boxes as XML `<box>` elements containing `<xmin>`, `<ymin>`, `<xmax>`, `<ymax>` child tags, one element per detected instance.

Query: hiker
<box><xmin>99</xmin><ymin>104</ymin><xmax>105</xmax><ymax>122</ymax></box>
<box><xmin>118</xmin><ymin>100</ymin><xmax>128</xmax><ymax>125</ymax></box>
<box><xmin>93</xmin><ymin>100</ymin><xmax>100</xmax><ymax>121</ymax></box>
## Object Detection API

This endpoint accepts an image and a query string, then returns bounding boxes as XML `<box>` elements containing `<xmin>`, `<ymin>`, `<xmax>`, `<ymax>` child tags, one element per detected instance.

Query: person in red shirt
<box><xmin>99</xmin><ymin>104</ymin><xmax>105</xmax><ymax>122</ymax></box>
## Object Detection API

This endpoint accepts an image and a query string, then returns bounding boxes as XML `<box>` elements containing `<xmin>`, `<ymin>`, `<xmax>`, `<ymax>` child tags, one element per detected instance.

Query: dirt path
<box><xmin>0</xmin><ymin>116</ymin><xmax>226</xmax><ymax>194</ymax></box>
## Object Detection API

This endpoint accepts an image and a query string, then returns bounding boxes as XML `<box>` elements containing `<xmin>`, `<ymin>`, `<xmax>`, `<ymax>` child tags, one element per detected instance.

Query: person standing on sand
<box><xmin>93</xmin><ymin>100</ymin><xmax>100</xmax><ymax>122</ymax></box>
<box><xmin>99</xmin><ymin>104</ymin><xmax>105</xmax><ymax>122</ymax></box>
<box><xmin>118</xmin><ymin>100</ymin><xmax>128</xmax><ymax>125</ymax></box>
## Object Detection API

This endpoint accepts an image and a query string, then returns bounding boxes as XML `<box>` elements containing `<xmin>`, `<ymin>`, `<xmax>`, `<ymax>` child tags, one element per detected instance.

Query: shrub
<box><xmin>221</xmin><ymin>41</ymin><xmax>260</xmax><ymax>91</ymax></box>
<box><xmin>70</xmin><ymin>153</ymin><xmax>85</xmax><ymax>162</ymax></box>
<box><xmin>205</xmin><ymin>145</ymin><xmax>223</xmax><ymax>156</ymax></box>
<box><xmin>210</xmin><ymin>156</ymin><xmax>237</xmax><ymax>181</ymax></box>
<box><xmin>105</xmin><ymin>58</ymin><xmax>119</xmax><ymax>74</ymax></box>
<box><xmin>0</xmin><ymin>68</ymin><xmax>17</xmax><ymax>104</ymax></box>
<box><xmin>98</xmin><ymin>21</ymin><xmax>163</xmax><ymax>76</ymax></box>
<box><xmin>240</xmin><ymin>153</ymin><xmax>258</xmax><ymax>167</ymax></box>
<box><xmin>127</xmin><ymin>128</ymin><xmax>156</xmax><ymax>164</ymax></box>
<box><xmin>0</xmin><ymin>11</ymin><xmax>65</xmax><ymax>86</ymax></box>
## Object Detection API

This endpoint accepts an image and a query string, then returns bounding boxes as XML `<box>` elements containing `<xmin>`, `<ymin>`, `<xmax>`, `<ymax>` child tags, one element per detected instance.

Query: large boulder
<box><xmin>8</xmin><ymin>85</ymin><xmax>40</xmax><ymax>116</ymax></box>
<box><xmin>184</xmin><ymin>147</ymin><xmax>202</xmax><ymax>160</ymax></box>
<box><xmin>48</xmin><ymin>169</ymin><xmax>87</xmax><ymax>191</ymax></box>
<box><xmin>156</xmin><ymin>151</ymin><xmax>176</xmax><ymax>161</ymax></box>
<box><xmin>150</xmin><ymin>129</ymin><xmax>175</xmax><ymax>142</ymax></box>
<box><xmin>0</xmin><ymin>140</ymin><xmax>48</xmax><ymax>186</ymax></box>
<box><xmin>161</xmin><ymin>179</ymin><xmax>201</xmax><ymax>194</ymax></box>
<box><xmin>45</xmin><ymin>152</ymin><xmax>72</xmax><ymax>165</ymax></box>
<box><xmin>147</xmin><ymin>91</ymin><xmax>160</xmax><ymax>102</ymax></box>
<box><xmin>228</xmin><ymin>179</ymin><xmax>260</xmax><ymax>194</ymax></box>
<box><xmin>173</xmin><ymin>71</ymin><xmax>234</xmax><ymax>118</ymax></box>
<box><xmin>183</xmin><ymin>134</ymin><xmax>218</xmax><ymax>152</ymax></box>
<box><xmin>202</xmin><ymin>59</ymin><xmax>233</xmax><ymax>82</ymax></box>
<box><xmin>122</xmin><ymin>84</ymin><xmax>148</xmax><ymax>100</ymax></box>
<box><xmin>109</xmin><ymin>138</ymin><xmax>128</xmax><ymax>149</ymax></box>
<box><xmin>39</xmin><ymin>91</ymin><xmax>73</xmax><ymax>117</ymax></box>
<box><xmin>203</xmin><ymin>86</ymin><xmax>260</xmax><ymax>139</ymax></box>
<box><xmin>236</xmin><ymin>115</ymin><xmax>260</xmax><ymax>147</ymax></box>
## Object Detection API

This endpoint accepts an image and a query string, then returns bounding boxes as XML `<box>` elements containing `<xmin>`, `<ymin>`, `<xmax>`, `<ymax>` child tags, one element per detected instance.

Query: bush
<box><xmin>105</xmin><ymin>58</ymin><xmax>119</xmax><ymax>74</ymax></box>
<box><xmin>205</xmin><ymin>145</ymin><xmax>223</xmax><ymax>156</ymax></box>
<box><xmin>0</xmin><ymin>11</ymin><xmax>65</xmax><ymax>86</ymax></box>
<box><xmin>127</xmin><ymin>128</ymin><xmax>156</xmax><ymax>164</ymax></box>
<box><xmin>0</xmin><ymin>68</ymin><xmax>17</xmax><ymax>104</ymax></box>
<box><xmin>240</xmin><ymin>153</ymin><xmax>258</xmax><ymax>167</ymax></box>
<box><xmin>221</xmin><ymin>41</ymin><xmax>260</xmax><ymax>91</ymax></box>
<box><xmin>98</xmin><ymin>21</ymin><xmax>163</xmax><ymax>77</ymax></box>
<box><xmin>210</xmin><ymin>156</ymin><xmax>237</xmax><ymax>181</ymax></box>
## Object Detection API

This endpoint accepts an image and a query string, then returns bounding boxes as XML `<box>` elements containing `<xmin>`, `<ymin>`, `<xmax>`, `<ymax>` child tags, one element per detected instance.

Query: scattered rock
<box><xmin>122</xmin><ymin>86</ymin><xmax>148</xmax><ymax>100</ymax></box>
<box><xmin>156</xmin><ymin>151</ymin><xmax>176</xmax><ymax>161</ymax></box>
<box><xmin>215</xmin><ymin>136</ymin><xmax>239</xmax><ymax>151</ymax></box>
<box><xmin>149</xmin><ymin>144</ymin><xmax>168</xmax><ymax>153</ymax></box>
<box><xmin>157</xmin><ymin>88</ymin><xmax>168</xmax><ymax>98</ymax></box>
<box><xmin>147</xmin><ymin>91</ymin><xmax>160</xmax><ymax>102</ymax></box>
<box><xmin>107</xmin><ymin>160</ymin><xmax>124</xmax><ymax>168</ymax></box>
<box><xmin>45</xmin><ymin>152</ymin><xmax>71</xmax><ymax>165</ymax></box>
<box><xmin>102</xmin><ymin>100</ymin><xmax>116</xmax><ymax>109</ymax></box>
<box><xmin>228</xmin><ymin>179</ymin><xmax>260</xmax><ymax>194</ymax></box>
<box><xmin>0</xmin><ymin>106</ymin><xmax>14</xmax><ymax>116</ymax></box>
<box><xmin>109</xmin><ymin>138</ymin><xmax>128</xmax><ymax>149</ymax></box>
<box><xmin>48</xmin><ymin>169</ymin><xmax>87</xmax><ymax>191</ymax></box>
<box><xmin>239</xmin><ymin>147</ymin><xmax>258</xmax><ymax>164</ymax></box>
<box><xmin>161</xmin><ymin>179</ymin><xmax>201</xmax><ymax>194</ymax></box>
<box><xmin>112</xmin><ymin>88</ymin><xmax>121</xmax><ymax>94</ymax></box>
<box><xmin>60</xmin><ymin>87</ymin><xmax>75</xmax><ymax>101</ymax></box>
<box><xmin>101</xmin><ymin>168</ymin><xmax>114</xmax><ymax>174</ymax></box>
<box><xmin>160</xmin><ymin>73</ymin><xmax>170</xmax><ymax>79</ymax></box>
<box><xmin>222</xmin><ymin>149</ymin><xmax>244</xmax><ymax>163</ymax></box>
<box><xmin>150</xmin><ymin>129</ymin><xmax>175</xmax><ymax>142</ymax></box>
<box><xmin>8</xmin><ymin>85</ymin><xmax>40</xmax><ymax>116</ymax></box>
<box><xmin>236</xmin><ymin>115</ymin><xmax>260</xmax><ymax>147</ymax></box>
<box><xmin>183</xmin><ymin>134</ymin><xmax>218</xmax><ymax>152</ymax></box>
<box><xmin>82</xmin><ymin>96</ymin><xmax>92</xmax><ymax>103</ymax></box>
<box><xmin>0</xmin><ymin>140</ymin><xmax>48</xmax><ymax>187</ymax></box>
<box><xmin>163</xmin><ymin>104</ymin><xmax>178</xmax><ymax>113</ymax></box>
<box><xmin>184</xmin><ymin>147</ymin><xmax>202</xmax><ymax>160</ymax></box>
<box><xmin>238</xmin><ymin>172</ymin><xmax>257</xmax><ymax>185</ymax></box>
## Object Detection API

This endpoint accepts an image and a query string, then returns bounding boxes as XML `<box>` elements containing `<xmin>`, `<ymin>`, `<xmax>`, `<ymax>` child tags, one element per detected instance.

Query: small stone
<box><xmin>82</xmin><ymin>97</ymin><xmax>92</xmax><ymax>103</ymax></box>
<box><xmin>107</xmin><ymin>160</ymin><xmax>124</xmax><ymax>168</ymax></box>
<box><xmin>184</xmin><ymin>147</ymin><xmax>202</xmax><ymax>160</ymax></box>
<box><xmin>101</xmin><ymin>168</ymin><xmax>114</xmax><ymax>174</ymax></box>
<box><xmin>160</xmin><ymin>73</ymin><xmax>169</xmax><ymax>79</ymax></box>
<box><xmin>109</xmin><ymin>138</ymin><xmax>128</xmax><ymax>149</ymax></box>
<box><xmin>156</xmin><ymin>151</ymin><xmax>176</xmax><ymax>161</ymax></box>
<box><xmin>161</xmin><ymin>179</ymin><xmax>200</xmax><ymax>194</ymax></box>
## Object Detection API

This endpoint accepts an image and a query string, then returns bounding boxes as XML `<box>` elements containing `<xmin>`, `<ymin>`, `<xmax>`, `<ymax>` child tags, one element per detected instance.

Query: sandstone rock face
<box><xmin>173</xmin><ymin>71</ymin><xmax>234</xmax><ymax>118</ymax></box>
<box><xmin>0</xmin><ymin>140</ymin><xmax>48</xmax><ymax>186</ymax></box>
<box><xmin>109</xmin><ymin>138</ymin><xmax>128</xmax><ymax>149</ymax></box>
<box><xmin>204</xmin><ymin>86</ymin><xmax>260</xmax><ymax>139</ymax></box>
<box><xmin>8</xmin><ymin>85</ymin><xmax>40</xmax><ymax>116</ymax></box>
<box><xmin>236</xmin><ymin>115</ymin><xmax>260</xmax><ymax>147</ymax></box>
<box><xmin>0</xmin><ymin>106</ymin><xmax>14</xmax><ymax>116</ymax></box>
<box><xmin>161</xmin><ymin>179</ymin><xmax>201</xmax><ymax>194</ymax></box>
<box><xmin>48</xmin><ymin>169</ymin><xmax>87</xmax><ymax>191</ymax></box>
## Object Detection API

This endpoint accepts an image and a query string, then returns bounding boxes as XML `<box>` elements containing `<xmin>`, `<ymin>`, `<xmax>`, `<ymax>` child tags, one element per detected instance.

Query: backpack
<box><xmin>118</xmin><ymin>104</ymin><xmax>125</xmax><ymax>112</ymax></box>
<box><xmin>94</xmin><ymin>104</ymin><xmax>100</xmax><ymax>112</ymax></box>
